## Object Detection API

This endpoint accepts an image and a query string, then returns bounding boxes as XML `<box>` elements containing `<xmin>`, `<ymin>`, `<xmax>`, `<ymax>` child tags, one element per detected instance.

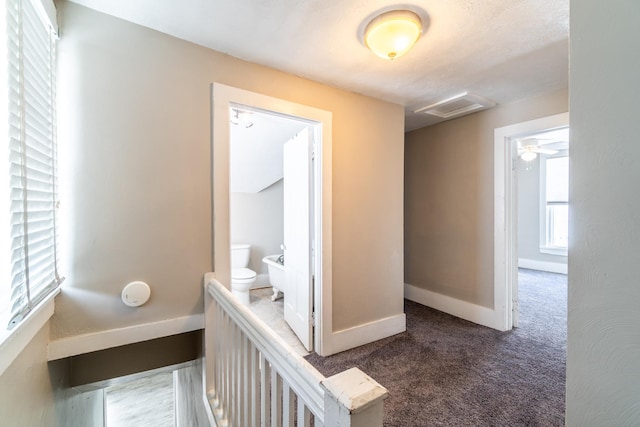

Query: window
<box><xmin>541</xmin><ymin>155</ymin><xmax>568</xmax><ymax>255</ymax></box>
<box><xmin>1</xmin><ymin>0</ymin><xmax>60</xmax><ymax>330</ymax></box>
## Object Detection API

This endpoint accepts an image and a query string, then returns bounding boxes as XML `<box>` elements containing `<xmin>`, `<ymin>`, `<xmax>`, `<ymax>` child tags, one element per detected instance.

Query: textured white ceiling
<box><xmin>68</xmin><ymin>0</ymin><xmax>569</xmax><ymax>131</ymax></box>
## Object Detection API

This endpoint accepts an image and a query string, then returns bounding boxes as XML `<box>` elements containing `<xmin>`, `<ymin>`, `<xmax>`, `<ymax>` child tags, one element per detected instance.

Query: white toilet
<box><xmin>231</xmin><ymin>243</ymin><xmax>257</xmax><ymax>305</ymax></box>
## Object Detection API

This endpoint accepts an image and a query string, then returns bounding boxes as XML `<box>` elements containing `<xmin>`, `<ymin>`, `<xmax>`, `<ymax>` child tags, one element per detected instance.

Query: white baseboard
<box><xmin>47</xmin><ymin>313</ymin><xmax>204</xmax><ymax>361</ymax></box>
<box><xmin>404</xmin><ymin>283</ymin><xmax>499</xmax><ymax>330</ymax></box>
<box><xmin>327</xmin><ymin>313</ymin><xmax>406</xmax><ymax>355</ymax></box>
<box><xmin>518</xmin><ymin>258</ymin><xmax>568</xmax><ymax>274</ymax></box>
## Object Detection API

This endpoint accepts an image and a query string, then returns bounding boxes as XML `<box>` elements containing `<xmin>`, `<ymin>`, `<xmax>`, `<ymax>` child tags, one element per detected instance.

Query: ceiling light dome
<box><xmin>364</xmin><ymin>10</ymin><xmax>422</xmax><ymax>60</ymax></box>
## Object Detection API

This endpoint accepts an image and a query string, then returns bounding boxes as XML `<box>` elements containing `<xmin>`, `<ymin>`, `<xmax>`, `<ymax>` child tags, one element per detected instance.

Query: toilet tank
<box><xmin>231</xmin><ymin>244</ymin><xmax>251</xmax><ymax>268</ymax></box>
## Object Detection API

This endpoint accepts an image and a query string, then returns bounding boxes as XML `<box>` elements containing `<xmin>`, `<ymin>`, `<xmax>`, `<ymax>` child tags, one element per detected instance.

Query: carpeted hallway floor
<box><xmin>305</xmin><ymin>268</ymin><xmax>566</xmax><ymax>426</ymax></box>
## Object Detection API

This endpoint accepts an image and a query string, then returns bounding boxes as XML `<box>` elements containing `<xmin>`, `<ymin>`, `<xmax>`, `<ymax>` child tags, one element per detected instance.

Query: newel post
<box><xmin>320</xmin><ymin>367</ymin><xmax>389</xmax><ymax>427</ymax></box>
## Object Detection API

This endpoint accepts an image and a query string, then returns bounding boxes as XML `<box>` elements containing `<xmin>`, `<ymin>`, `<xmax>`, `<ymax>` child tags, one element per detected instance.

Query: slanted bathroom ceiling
<box><xmin>230</xmin><ymin>110</ymin><xmax>307</xmax><ymax>193</ymax></box>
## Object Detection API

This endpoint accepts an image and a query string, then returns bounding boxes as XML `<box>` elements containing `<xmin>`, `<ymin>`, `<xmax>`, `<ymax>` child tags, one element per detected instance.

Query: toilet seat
<box><xmin>232</xmin><ymin>267</ymin><xmax>256</xmax><ymax>282</ymax></box>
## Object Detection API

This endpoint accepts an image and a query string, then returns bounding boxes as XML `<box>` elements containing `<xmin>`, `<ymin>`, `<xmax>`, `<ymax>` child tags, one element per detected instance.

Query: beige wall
<box><xmin>567</xmin><ymin>1</ymin><xmax>640</xmax><ymax>425</ymax></box>
<box><xmin>0</xmin><ymin>323</ymin><xmax>103</xmax><ymax>426</ymax></box>
<box><xmin>0</xmin><ymin>326</ymin><xmax>58</xmax><ymax>424</ymax></box>
<box><xmin>53</xmin><ymin>1</ymin><xmax>404</xmax><ymax>338</ymax></box>
<box><xmin>404</xmin><ymin>89</ymin><xmax>568</xmax><ymax>308</ymax></box>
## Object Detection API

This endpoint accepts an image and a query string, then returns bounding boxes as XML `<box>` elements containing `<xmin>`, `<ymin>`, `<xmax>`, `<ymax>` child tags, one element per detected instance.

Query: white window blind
<box><xmin>5</xmin><ymin>0</ymin><xmax>61</xmax><ymax>329</ymax></box>
<box><xmin>545</xmin><ymin>156</ymin><xmax>569</xmax><ymax>203</ymax></box>
<box><xmin>543</xmin><ymin>155</ymin><xmax>569</xmax><ymax>251</ymax></box>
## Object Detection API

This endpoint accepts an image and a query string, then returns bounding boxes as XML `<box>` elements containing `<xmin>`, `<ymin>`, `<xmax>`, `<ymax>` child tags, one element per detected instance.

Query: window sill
<box><xmin>0</xmin><ymin>289</ymin><xmax>59</xmax><ymax>376</ymax></box>
<box><xmin>540</xmin><ymin>246</ymin><xmax>568</xmax><ymax>257</ymax></box>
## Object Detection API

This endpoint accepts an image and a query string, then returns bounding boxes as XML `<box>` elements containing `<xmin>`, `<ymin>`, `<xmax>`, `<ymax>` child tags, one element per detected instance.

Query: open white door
<box><xmin>283</xmin><ymin>127</ymin><xmax>313</xmax><ymax>351</ymax></box>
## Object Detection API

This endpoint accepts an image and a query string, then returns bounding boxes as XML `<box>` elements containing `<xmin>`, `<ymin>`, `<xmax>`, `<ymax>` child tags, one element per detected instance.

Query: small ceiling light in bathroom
<box><xmin>364</xmin><ymin>10</ymin><xmax>422</xmax><ymax>60</ymax></box>
<box><xmin>231</xmin><ymin>109</ymin><xmax>254</xmax><ymax>128</ymax></box>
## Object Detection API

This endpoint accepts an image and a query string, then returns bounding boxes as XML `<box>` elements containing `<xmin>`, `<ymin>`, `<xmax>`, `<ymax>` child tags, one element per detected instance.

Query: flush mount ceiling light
<box><xmin>364</xmin><ymin>10</ymin><xmax>422</xmax><ymax>60</ymax></box>
<box><xmin>231</xmin><ymin>109</ymin><xmax>254</xmax><ymax>128</ymax></box>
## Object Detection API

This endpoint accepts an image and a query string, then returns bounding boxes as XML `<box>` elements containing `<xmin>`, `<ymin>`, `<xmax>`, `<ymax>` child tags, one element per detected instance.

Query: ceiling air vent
<box><xmin>414</xmin><ymin>92</ymin><xmax>496</xmax><ymax>119</ymax></box>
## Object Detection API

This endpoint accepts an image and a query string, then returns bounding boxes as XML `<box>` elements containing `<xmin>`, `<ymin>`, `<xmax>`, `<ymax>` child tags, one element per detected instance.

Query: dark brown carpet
<box><xmin>305</xmin><ymin>269</ymin><xmax>566</xmax><ymax>426</ymax></box>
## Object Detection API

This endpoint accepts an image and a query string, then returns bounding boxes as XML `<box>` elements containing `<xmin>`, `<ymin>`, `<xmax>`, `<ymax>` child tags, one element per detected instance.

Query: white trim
<box><xmin>518</xmin><ymin>258</ymin><xmax>568</xmax><ymax>274</ymax></box>
<box><xmin>211</xmin><ymin>83</ymin><xmax>333</xmax><ymax>356</ymax></box>
<box><xmin>47</xmin><ymin>314</ymin><xmax>204</xmax><ymax>361</ymax></box>
<box><xmin>322</xmin><ymin>314</ymin><xmax>406</xmax><ymax>355</ymax></box>
<box><xmin>404</xmin><ymin>283</ymin><xmax>499</xmax><ymax>329</ymax></box>
<box><xmin>0</xmin><ymin>289</ymin><xmax>58</xmax><ymax>376</ymax></box>
<box><xmin>33</xmin><ymin>0</ymin><xmax>58</xmax><ymax>34</ymax></box>
<box><xmin>539</xmin><ymin>246</ymin><xmax>568</xmax><ymax>257</ymax></box>
<box><xmin>494</xmin><ymin>112</ymin><xmax>569</xmax><ymax>331</ymax></box>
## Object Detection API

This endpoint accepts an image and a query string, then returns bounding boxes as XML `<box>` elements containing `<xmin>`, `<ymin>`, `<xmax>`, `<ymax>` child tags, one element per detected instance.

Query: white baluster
<box><xmin>229</xmin><ymin>321</ymin><xmax>234</xmax><ymax>425</ymax></box>
<box><xmin>235</xmin><ymin>324</ymin><xmax>242</xmax><ymax>426</ymax></box>
<box><xmin>282</xmin><ymin>382</ymin><xmax>295</xmax><ymax>427</ymax></box>
<box><xmin>221</xmin><ymin>311</ymin><xmax>228</xmax><ymax>421</ymax></box>
<box><xmin>233</xmin><ymin>322</ymin><xmax>240</xmax><ymax>426</ymax></box>
<box><xmin>205</xmin><ymin>279</ymin><xmax>387</xmax><ymax>427</ymax></box>
<box><xmin>297</xmin><ymin>399</ymin><xmax>311</xmax><ymax>427</ymax></box>
<box><xmin>271</xmin><ymin>370</ymin><xmax>282</xmax><ymax>426</ymax></box>
<box><xmin>216</xmin><ymin>303</ymin><xmax>223</xmax><ymax>413</ymax></box>
<box><xmin>212</xmin><ymin>302</ymin><xmax>219</xmax><ymax>410</ymax></box>
<box><xmin>260</xmin><ymin>354</ymin><xmax>271</xmax><ymax>427</ymax></box>
<box><xmin>251</xmin><ymin>345</ymin><xmax>259</xmax><ymax>426</ymax></box>
<box><xmin>241</xmin><ymin>334</ymin><xmax>250</xmax><ymax>426</ymax></box>
<box><xmin>237</xmin><ymin>324</ymin><xmax>243</xmax><ymax>425</ymax></box>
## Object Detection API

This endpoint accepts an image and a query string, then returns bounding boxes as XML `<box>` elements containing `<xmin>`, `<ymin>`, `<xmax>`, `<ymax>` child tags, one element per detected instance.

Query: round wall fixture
<box><xmin>121</xmin><ymin>281</ymin><xmax>151</xmax><ymax>307</ymax></box>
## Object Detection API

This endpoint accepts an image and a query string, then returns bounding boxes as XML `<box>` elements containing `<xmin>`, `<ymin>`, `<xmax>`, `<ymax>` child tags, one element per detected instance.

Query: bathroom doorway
<box><xmin>229</xmin><ymin>107</ymin><xmax>315</xmax><ymax>351</ymax></box>
<box><xmin>211</xmin><ymin>83</ymin><xmax>333</xmax><ymax>355</ymax></box>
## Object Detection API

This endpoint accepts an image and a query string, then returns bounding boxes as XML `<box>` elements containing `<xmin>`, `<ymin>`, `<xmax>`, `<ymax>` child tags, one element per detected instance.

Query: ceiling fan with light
<box><xmin>517</xmin><ymin>138</ymin><xmax>559</xmax><ymax>161</ymax></box>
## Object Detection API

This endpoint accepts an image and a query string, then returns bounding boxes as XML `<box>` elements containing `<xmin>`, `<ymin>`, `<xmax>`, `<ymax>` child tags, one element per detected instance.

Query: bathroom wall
<box><xmin>53</xmin><ymin>1</ymin><xmax>404</xmax><ymax>342</ymax></box>
<box><xmin>230</xmin><ymin>179</ymin><xmax>284</xmax><ymax>276</ymax></box>
<box><xmin>517</xmin><ymin>155</ymin><xmax>568</xmax><ymax>269</ymax></box>
<box><xmin>405</xmin><ymin>88</ymin><xmax>568</xmax><ymax>308</ymax></box>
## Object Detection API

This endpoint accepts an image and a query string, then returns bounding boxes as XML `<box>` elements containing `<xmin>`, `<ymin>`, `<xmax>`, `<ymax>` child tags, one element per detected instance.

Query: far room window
<box><xmin>540</xmin><ymin>155</ymin><xmax>568</xmax><ymax>255</ymax></box>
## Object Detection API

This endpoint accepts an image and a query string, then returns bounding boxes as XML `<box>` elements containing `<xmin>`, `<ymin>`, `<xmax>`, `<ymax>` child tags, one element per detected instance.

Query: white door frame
<box><xmin>211</xmin><ymin>83</ymin><xmax>332</xmax><ymax>355</ymax></box>
<box><xmin>493</xmin><ymin>112</ymin><xmax>569</xmax><ymax>331</ymax></box>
